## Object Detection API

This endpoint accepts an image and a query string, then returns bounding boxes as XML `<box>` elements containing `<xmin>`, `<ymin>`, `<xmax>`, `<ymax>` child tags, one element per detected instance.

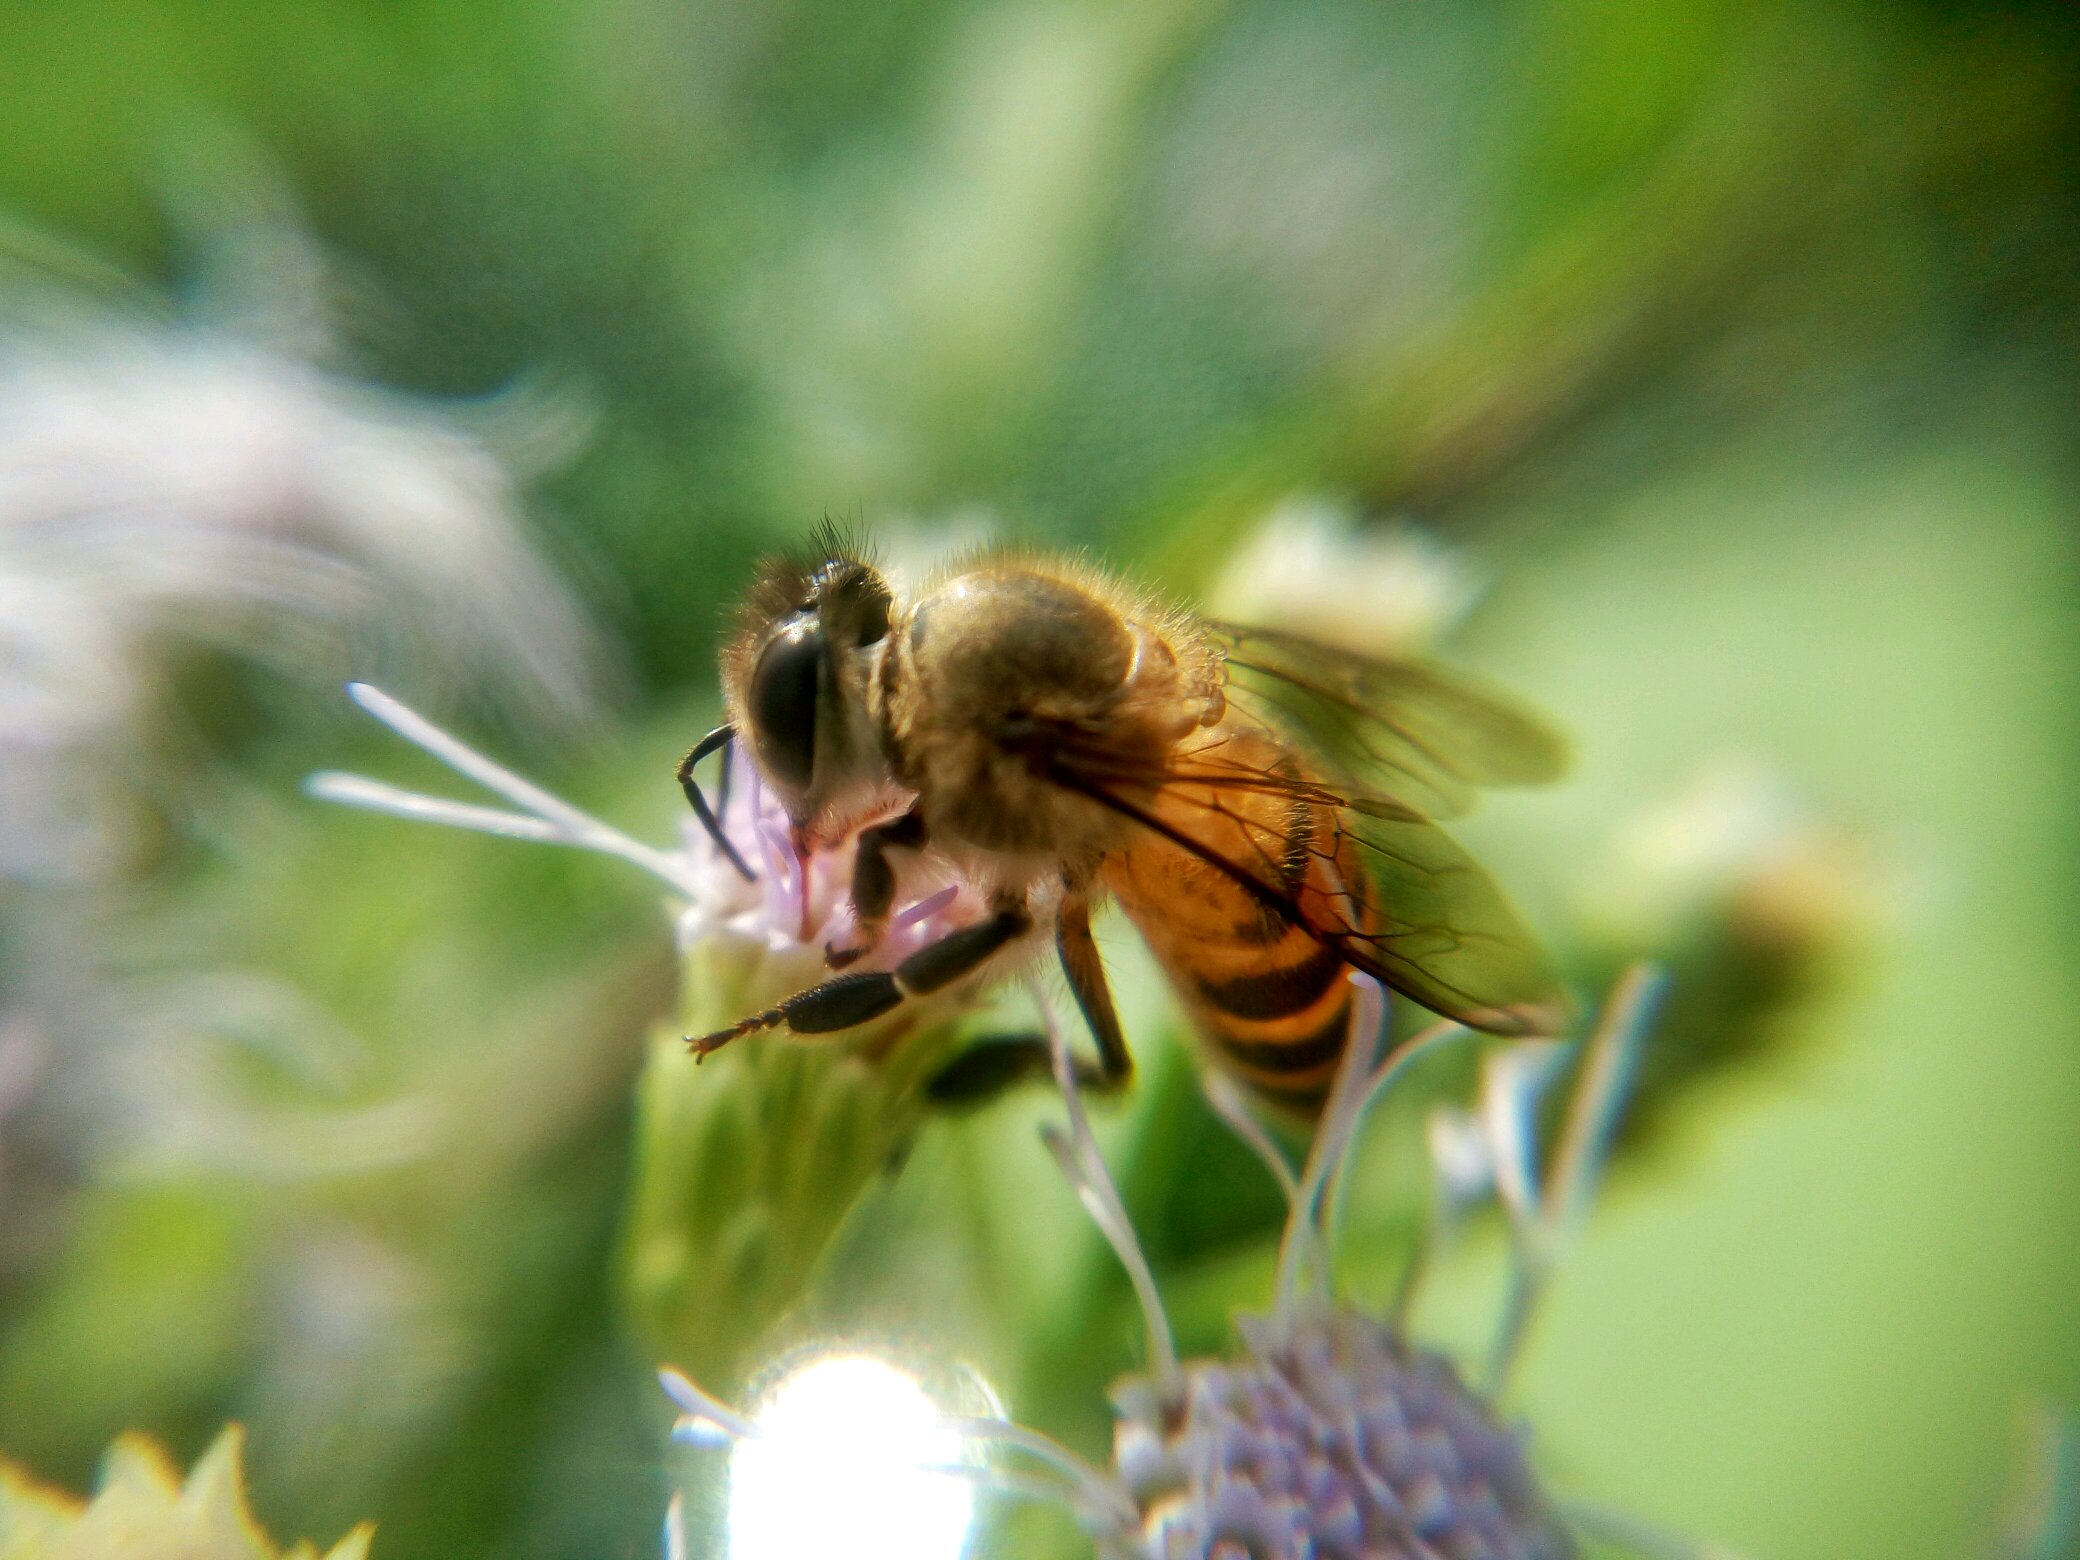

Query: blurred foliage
<box><xmin>624</xmin><ymin>956</ymin><xmax>972</xmax><ymax>1396</ymax></box>
<box><xmin>0</xmin><ymin>1</ymin><xmax>2076</xmax><ymax>1558</ymax></box>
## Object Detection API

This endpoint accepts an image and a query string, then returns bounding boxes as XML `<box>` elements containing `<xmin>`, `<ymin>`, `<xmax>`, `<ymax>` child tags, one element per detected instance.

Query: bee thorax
<box><xmin>880</xmin><ymin>565</ymin><xmax>1188</xmax><ymax>859</ymax></box>
<box><xmin>908</xmin><ymin>569</ymin><xmax>1136</xmax><ymax>709</ymax></box>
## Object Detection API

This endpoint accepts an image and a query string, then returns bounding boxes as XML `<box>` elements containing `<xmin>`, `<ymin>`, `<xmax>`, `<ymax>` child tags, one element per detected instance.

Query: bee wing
<box><xmin>1042</xmin><ymin>728</ymin><xmax>1569</xmax><ymax>1037</ymax></box>
<box><xmin>1208</xmin><ymin>622</ymin><xmax>1567</xmax><ymax>820</ymax></box>
<box><xmin>1330</xmin><ymin>798</ymin><xmax>1570</xmax><ymax>1035</ymax></box>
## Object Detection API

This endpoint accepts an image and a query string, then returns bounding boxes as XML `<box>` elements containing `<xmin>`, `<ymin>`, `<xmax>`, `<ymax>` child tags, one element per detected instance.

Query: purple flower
<box><xmin>1110</xmin><ymin>1309</ymin><xmax>1571</xmax><ymax>1560</ymax></box>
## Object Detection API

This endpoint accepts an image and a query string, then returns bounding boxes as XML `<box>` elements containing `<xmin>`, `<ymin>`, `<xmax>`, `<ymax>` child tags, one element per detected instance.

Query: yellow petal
<box><xmin>95</xmin><ymin>1436</ymin><xmax>185</xmax><ymax>1505</ymax></box>
<box><xmin>320</xmin><ymin>1525</ymin><xmax>375</xmax><ymax>1560</ymax></box>
<box><xmin>0</xmin><ymin>1428</ymin><xmax>375</xmax><ymax>1560</ymax></box>
<box><xmin>0</xmin><ymin>1463</ymin><xmax>87</xmax><ymax>1559</ymax></box>
<box><xmin>179</xmin><ymin>1428</ymin><xmax>274</xmax><ymax>1556</ymax></box>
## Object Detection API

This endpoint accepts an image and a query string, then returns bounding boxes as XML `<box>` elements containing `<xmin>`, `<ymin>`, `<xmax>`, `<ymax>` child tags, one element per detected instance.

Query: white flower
<box><xmin>1991</xmin><ymin>1407</ymin><xmax>2078</xmax><ymax>1560</ymax></box>
<box><xmin>1209</xmin><ymin>495</ymin><xmax>1477</xmax><ymax>658</ymax></box>
<box><xmin>0</xmin><ymin>318</ymin><xmax>601</xmax><ymax>880</ymax></box>
<box><xmin>0</xmin><ymin>270</ymin><xmax>609</xmax><ymax>1283</ymax></box>
<box><xmin>310</xmin><ymin>683</ymin><xmax>990</xmax><ymax>1024</ymax></box>
<box><xmin>1586</xmin><ymin>761</ymin><xmax>1890</xmax><ymax>955</ymax></box>
<box><xmin>311</xmin><ymin>683</ymin><xmax>1014</xmax><ymax>1398</ymax></box>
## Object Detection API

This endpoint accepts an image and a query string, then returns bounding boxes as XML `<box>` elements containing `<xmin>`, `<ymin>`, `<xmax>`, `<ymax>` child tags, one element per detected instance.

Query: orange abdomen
<box><xmin>1102</xmin><ymin>728</ymin><xmax>1370</xmax><ymax>1107</ymax></box>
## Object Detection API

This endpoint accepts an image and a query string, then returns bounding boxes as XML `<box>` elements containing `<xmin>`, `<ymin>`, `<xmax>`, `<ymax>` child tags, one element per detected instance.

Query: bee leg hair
<box><xmin>825</xmin><ymin>803</ymin><xmax>928</xmax><ymax>969</ymax></box>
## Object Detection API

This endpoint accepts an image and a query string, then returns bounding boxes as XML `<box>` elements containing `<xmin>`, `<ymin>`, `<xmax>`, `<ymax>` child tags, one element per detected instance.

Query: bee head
<box><xmin>725</xmin><ymin>543</ymin><xmax>895</xmax><ymax>828</ymax></box>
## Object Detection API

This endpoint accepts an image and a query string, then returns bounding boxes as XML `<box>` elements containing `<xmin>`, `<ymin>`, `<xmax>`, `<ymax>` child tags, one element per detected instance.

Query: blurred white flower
<box><xmin>0</xmin><ymin>320</ymin><xmax>602</xmax><ymax>880</ymax></box>
<box><xmin>1148</xmin><ymin>9</ymin><xmax>1470</xmax><ymax>365</ymax></box>
<box><xmin>239</xmin><ymin>1223</ymin><xmax>479</xmax><ymax>1522</ymax></box>
<box><xmin>1585</xmin><ymin>760</ymin><xmax>1892</xmax><ymax>973</ymax></box>
<box><xmin>101</xmin><ymin>970</ymin><xmax>440</xmax><ymax>1182</ymax></box>
<box><xmin>0</xmin><ymin>249</ymin><xmax>608</xmax><ymax>1300</ymax></box>
<box><xmin>312</xmin><ymin>682</ymin><xmax>990</xmax><ymax>1018</ymax></box>
<box><xmin>1210</xmin><ymin>496</ymin><xmax>1476</xmax><ymax>657</ymax></box>
<box><xmin>1993</xmin><ymin>1407</ymin><xmax>2078</xmax><ymax>1560</ymax></box>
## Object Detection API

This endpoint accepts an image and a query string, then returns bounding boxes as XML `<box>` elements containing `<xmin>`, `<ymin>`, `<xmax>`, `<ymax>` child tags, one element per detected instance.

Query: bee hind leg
<box><xmin>925</xmin><ymin>1033</ymin><xmax>1115</xmax><ymax>1110</ymax></box>
<box><xmin>919</xmin><ymin>891</ymin><xmax>1135</xmax><ymax>1108</ymax></box>
<box><xmin>688</xmin><ymin>902</ymin><xmax>1030</xmax><ymax>1059</ymax></box>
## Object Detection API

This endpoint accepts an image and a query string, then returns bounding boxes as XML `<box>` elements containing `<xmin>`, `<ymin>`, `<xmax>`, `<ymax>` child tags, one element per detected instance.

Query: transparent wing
<box><xmin>1209</xmin><ymin>622</ymin><xmax>1567</xmax><ymax>820</ymax></box>
<box><xmin>1040</xmin><ymin>720</ymin><xmax>1568</xmax><ymax>1037</ymax></box>
<box><xmin>1328</xmin><ymin>804</ymin><xmax>1569</xmax><ymax>1035</ymax></box>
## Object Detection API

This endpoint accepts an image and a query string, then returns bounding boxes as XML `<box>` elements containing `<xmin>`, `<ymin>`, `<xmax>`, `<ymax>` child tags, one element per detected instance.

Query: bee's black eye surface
<box><xmin>852</xmin><ymin>578</ymin><xmax>892</xmax><ymax>645</ymax></box>
<box><xmin>817</xmin><ymin>562</ymin><xmax>893</xmax><ymax>647</ymax></box>
<box><xmin>750</xmin><ymin>615</ymin><xmax>822</xmax><ymax>790</ymax></box>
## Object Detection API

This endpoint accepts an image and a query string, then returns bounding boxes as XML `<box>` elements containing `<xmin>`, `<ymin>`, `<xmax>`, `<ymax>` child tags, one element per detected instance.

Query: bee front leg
<box><xmin>677</xmin><ymin>725</ymin><xmax>756</xmax><ymax>881</ymax></box>
<box><xmin>690</xmin><ymin>900</ymin><xmax>1030</xmax><ymax>1059</ymax></box>
<box><xmin>825</xmin><ymin>804</ymin><xmax>928</xmax><ymax>969</ymax></box>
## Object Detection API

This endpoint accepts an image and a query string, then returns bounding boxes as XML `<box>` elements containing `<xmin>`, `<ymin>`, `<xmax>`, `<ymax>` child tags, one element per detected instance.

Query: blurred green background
<box><xmin>0</xmin><ymin>0</ymin><xmax>2076</xmax><ymax>1557</ymax></box>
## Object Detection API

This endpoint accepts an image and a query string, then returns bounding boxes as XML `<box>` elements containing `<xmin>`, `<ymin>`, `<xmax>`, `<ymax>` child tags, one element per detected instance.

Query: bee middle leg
<box><xmin>824</xmin><ymin>803</ymin><xmax>929</xmax><ymax>969</ymax></box>
<box><xmin>689</xmin><ymin>899</ymin><xmax>1031</xmax><ymax>1059</ymax></box>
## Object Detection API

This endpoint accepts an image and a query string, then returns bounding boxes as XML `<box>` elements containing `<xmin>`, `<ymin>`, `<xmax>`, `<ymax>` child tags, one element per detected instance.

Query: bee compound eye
<box><xmin>749</xmin><ymin>616</ymin><xmax>823</xmax><ymax>791</ymax></box>
<box><xmin>822</xmin><ymin>563</ymin><xmax>892</xmax><ymax>646</ymax></box>
<box><xmin>853</xmin><ymin>579</ymin><xmax>892</xmax><ymax>645</ymax></box>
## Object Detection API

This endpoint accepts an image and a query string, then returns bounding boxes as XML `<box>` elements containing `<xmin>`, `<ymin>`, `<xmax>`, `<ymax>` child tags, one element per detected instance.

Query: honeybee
<box><xmin>678</xmin><ymin>537</ymin><xmax>1568</xmax><ymax>1107</ymax></box>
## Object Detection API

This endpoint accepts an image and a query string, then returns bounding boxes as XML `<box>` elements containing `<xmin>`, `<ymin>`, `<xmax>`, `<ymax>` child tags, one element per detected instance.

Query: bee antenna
<box><xmin>678</xmin><ymin>725</ymin><xmax>757</xmax><ymax>882</ymax></box>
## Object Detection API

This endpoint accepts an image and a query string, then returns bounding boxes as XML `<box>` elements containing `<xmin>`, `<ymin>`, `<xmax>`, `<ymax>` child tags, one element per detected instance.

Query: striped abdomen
<box><xmin>1102</xmin><ymin>728</ymin><xmax>1370</xmax><ymax>1109</ymax></box>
